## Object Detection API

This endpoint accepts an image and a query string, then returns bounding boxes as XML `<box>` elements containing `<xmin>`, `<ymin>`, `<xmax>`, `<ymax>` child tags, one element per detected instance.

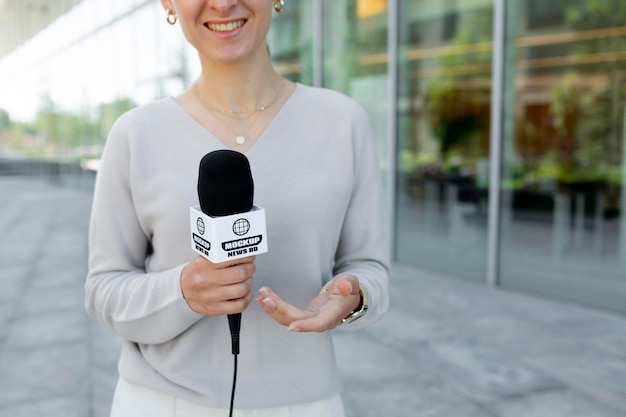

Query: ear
<box><xmin>160</xmin><ymin>0</ymin><xmax>172</xmax><ymax>11</ymax></box>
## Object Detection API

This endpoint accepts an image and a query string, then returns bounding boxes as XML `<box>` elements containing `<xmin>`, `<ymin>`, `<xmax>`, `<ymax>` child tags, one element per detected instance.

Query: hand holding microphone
<box><xmin>181</xmin><ymin>255</ymin><xmax>256</xmax><ymax>316</ymax></box>
<box><xmin>187</xmin><ymin>149</ymin><xmax>268</xmax><ymax>357</ymax></box>
<box><xmin>183</xmin><ymin>150</ymin><xmax>262</xmax><ymax>317</ymax></box>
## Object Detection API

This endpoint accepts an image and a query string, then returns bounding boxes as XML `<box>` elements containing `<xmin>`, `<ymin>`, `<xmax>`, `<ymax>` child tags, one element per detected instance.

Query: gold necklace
<box><xmin>193</xmin><ymin>78</ymin><xmax>285</xmax><ymax>115</ymax></box>
<box><xmin>192</xmin><ymin>78</ymin><xmax>285</xmax><ymax>145</ymax></box>
<box><xmin>210</xmin><ymin>110</ymin><xmax>263</xmax><ymax>146</ymax></box>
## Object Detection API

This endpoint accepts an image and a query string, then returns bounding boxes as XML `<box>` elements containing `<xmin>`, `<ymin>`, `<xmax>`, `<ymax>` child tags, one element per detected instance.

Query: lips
<box><xmin>206</xmin><ymin>19</ymin><xmax>246</xmax><ymax>32</ymax></box>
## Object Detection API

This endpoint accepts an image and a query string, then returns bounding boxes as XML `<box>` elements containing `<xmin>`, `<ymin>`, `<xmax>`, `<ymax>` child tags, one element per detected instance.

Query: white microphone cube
<box><xmin>190</xmin><ymin>205</ymin><xmax>268</xmax><ymax>263</ymax></box>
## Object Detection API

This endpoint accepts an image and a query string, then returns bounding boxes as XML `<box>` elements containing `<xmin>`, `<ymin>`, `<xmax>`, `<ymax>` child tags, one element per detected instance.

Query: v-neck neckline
<box><xmin>169</xmin><ymin>83</ymin><xmax>300</xmax><ymax>156</ymax></box>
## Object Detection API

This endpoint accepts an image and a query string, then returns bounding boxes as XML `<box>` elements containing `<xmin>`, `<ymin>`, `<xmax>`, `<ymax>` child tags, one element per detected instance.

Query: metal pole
<box><xmin>312</xmin><ymin>0</ymin><xmax>323</xmax><ymax>88</ymax></box>
<box><xmin>387</xmin><ymin>0</ymin><xmax>399</xmax><ymax>260</ymax></box>
<box><xmin>486</xmin><ymin>0</ymin><xmax>506</xmax><ymax>287</ymax></box>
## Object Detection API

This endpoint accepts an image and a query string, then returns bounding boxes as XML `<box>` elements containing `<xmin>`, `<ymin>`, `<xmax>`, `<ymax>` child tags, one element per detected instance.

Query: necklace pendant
<box><xmin>235</xmin><ymin>135</ymin><xmax>246</xmax><ymax>145</ymax></box>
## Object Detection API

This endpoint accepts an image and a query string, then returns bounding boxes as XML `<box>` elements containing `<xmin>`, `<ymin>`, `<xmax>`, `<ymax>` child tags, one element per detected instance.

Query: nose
<box><xmin>207</xmin><ymin>0</ymin><xmax>238</xmax><ymax>13</ymax></box>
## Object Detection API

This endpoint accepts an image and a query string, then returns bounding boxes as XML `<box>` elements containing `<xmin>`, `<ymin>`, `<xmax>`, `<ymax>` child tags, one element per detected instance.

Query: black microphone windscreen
<box><xmin>197</xmin><ymin>150</ymin><xmax>254</xmax><ymax>217</ymax></box>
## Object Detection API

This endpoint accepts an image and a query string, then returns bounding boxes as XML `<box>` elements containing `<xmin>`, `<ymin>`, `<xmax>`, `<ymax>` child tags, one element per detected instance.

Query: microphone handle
<box><xmin>227</xmin><ymin>313</ymin><xmax>241</xmax><ymax>355</ymax></box>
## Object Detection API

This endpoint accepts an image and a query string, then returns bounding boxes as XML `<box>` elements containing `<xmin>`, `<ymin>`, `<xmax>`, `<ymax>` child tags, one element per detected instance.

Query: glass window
<box><xmin>0</xmin><ymin>1</ymin><xmax>184</xmax><ymax>175</ymax></box>
<box><xmin>499</xmin><ymin>0</ymin><xmax>626</xmax><ymax>314</ymax></box>
<box><xmin>268</xmin><ymin>0</ymin><xmax>314</xmax><ymax>85</ymax></box>
<box><xmin>321</xmin><ymin>0</ymin><xmax>391</xmax><ymax>205</ymax></box>
<box><xmin>395</xmin><ymin>0</ymin><xmax>493</xmax><ymax>281</ymax></box>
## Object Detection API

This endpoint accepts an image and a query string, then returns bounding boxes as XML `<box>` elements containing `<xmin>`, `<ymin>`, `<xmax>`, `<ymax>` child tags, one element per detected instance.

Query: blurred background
<box><xmin>1</xmin><ymin>0</ymin><xmax>625</xmax><ymax>315</ymax></box>
<box><xmin>2</xmin><ymin>1</ymin><xmax>626</xmax><ymax>416</ymax></box>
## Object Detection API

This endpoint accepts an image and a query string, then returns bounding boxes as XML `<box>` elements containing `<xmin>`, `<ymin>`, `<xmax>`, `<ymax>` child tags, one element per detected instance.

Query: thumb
<box><xmin>336</xmin><ymin>279</ymin><xmax>353</xmax><ymax>296</ymax></box>
<box><xmin>332</xmin><ymin>276</ymin><xmax>359</xmax><ymax>296</ymax></box>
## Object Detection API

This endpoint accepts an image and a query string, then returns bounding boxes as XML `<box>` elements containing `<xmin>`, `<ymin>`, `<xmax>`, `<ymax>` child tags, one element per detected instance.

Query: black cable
<box><xmin>227</xmin><ymin>314</ymin><xmax>241</xmax><ymax>416</ymax></box>
<box><xmin>228</xmin><ymin>353</ymin><xmax>238</xmax><ymax>417</ymax></box>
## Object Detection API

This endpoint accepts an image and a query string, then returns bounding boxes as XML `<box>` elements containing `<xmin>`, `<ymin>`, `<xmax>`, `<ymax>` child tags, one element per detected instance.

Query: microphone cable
<box><xmin>227</xmin><ymin>313</ymin><xmax>241</xmax><ymax>417</ymax></box>
<box><xmin>228</xmin><ymin>353</ymin><xmax>238</xmax><ymax>417</ymax></box>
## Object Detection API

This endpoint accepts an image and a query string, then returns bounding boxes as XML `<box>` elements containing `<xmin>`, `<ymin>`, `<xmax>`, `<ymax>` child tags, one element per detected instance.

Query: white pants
<box><xmin>110</xmin><ymin>378</ymin><xmax>346</xmax><ymax>417</ymax></box>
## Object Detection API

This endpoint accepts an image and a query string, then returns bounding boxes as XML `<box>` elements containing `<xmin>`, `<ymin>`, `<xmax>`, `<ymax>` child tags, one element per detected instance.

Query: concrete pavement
<box><xmin>0</xmin><ymin>175</ymin><xmax>117</xmax><ymax>416</ymax></box>
<box><xmin>1</xmin><ymin>175</ymin><xmax>626</xmax><ymax>417</ymax></box>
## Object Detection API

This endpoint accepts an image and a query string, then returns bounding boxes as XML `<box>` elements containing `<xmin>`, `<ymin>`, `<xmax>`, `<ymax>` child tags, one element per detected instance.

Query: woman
<box><xmin>85</xmin><ymin>0</ymin><xmax>390</xmax><ymax>415</ymax></box>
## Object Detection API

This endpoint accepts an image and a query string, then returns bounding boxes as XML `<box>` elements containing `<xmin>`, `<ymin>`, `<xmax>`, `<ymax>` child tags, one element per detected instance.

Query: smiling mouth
<box><xmin>206</xmin><ymin>19</ymin><xmax>246</xmax><ymax>32</ymax></box>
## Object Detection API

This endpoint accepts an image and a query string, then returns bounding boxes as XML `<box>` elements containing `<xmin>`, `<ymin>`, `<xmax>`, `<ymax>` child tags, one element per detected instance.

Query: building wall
<box><xmin>0</xmin><ymin>0</ymin><xmax>625</xmax><ymax>315</ymax></box>
<box><xmin>0</xmin><ymin>0</ymin><xmax>84</xmax><ymax>59</ymax></box>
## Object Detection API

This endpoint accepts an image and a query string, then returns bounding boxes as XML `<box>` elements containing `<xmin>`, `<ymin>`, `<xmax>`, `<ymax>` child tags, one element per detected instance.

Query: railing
<box><xmin>0</xmin><ymin>157</ymin><xmax>96</xmax><ymax>189</ymax></box>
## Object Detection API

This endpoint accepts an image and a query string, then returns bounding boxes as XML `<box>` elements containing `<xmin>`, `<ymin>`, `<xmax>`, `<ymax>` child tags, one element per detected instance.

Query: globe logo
<box><xmin>196</xmin><ymin>217</ymin><xmax>205</xmax><ymax>235</ymax></box>
<box><xmin>232</xmin><ymin>218</ymin><xmax>250</xmax><ymax>236</ymax></box>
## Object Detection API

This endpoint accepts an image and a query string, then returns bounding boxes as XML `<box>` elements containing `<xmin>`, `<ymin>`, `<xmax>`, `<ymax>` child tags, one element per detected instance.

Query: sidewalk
<box><xmin>0</xmin><ymin>175</ymin><xmax>625</xmax><ymax>417</ymax></box>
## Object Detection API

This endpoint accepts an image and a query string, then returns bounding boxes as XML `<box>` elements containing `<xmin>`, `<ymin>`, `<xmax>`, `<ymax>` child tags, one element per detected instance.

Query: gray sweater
<box><xmin>85</xmin><ymin>83</ymin><xmax>390</xmax><ymax>409</ymax></box>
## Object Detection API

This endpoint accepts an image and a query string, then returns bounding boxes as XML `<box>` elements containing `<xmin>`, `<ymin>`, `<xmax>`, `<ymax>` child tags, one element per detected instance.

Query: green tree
<box><xmin>98</xmin><ymin>98</ymin><xmax>135</xmax><ymax>142</ymax></box>
<box><xmin>0</xmin><ymin>108</ymin><xmax>10</xmax><ymax>133</ymax></box>
<box><xmin>545</xmin><ymin>0</ymin><xmax>626</xmax><ymax>184</ymax></box>
<box><xmin>424</xmin><ymin>5</ymin><xmax>493</xmax><ymax>173</ymax></box>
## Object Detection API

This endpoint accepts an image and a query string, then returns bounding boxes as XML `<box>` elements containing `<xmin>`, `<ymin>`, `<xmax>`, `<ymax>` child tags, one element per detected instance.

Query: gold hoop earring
<box><xmin>166</xmin><ymin>10</ymin><xmax>177</xmax><ymax>25</ymax></box>
<box><xmin>273</xmin><ymin>0</ymin><xmax>284</xmax><ymax>13</ymax></box>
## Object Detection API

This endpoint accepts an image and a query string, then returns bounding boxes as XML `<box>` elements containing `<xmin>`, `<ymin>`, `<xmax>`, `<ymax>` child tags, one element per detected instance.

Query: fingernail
<box><xmin>259</xmin><ymin>287</ymin><xmax>269</xmax><ymax>297</ymax></box>
<box><xmin>337</xmin><ymin>280</ymin><xmax>352</xmax><ymax>295</ymax></box>
<box><xmin>262</xmin><ymin>297</ymin><xmax>276</xmax><ymax>310</ymax></box>
<box><xmin>287</xmin><ymin>325</ymin><xmax>301</xmax><ymax>332</ymax></box>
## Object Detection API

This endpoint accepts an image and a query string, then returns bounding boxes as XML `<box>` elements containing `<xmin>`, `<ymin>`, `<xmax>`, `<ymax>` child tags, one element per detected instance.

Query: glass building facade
<box><xmin>1</xmin><ymin>0</ymin><xmax>625</xmax><ymax>315</ymax></box>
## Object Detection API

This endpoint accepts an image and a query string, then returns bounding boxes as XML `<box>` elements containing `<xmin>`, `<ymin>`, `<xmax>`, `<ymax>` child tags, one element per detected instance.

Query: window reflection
<box><xmin>499</xmin><ymin>0</ymin><xmax>626</xmax><ymax>312</ymax></box>
<box><xmin>322</xmin><ymin>0</ymin><xmax>390</xmax><ymax>201</ymax></box>
<box><xmin>268</xmin><ymin>0</ymin><xmax>313</xmax><ymax>84</ymax></box>
<box><xmin>395</xmin><ymin>1</ymin><xmax>493</xmax><ymax>281</ymax></box>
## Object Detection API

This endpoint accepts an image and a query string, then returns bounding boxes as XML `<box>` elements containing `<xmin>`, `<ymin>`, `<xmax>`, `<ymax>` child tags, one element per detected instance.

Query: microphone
<box><xmin>198</xmin><ymin>150</ymin><xmax>249</xmax><ymax>355</ymax></box>
<box><xmin>198</xmin><ymin>150</ymin><xmax>253</xmax><ymax>217</ymax></box>
<box><xmin>191</xmin><ymin>150</ymin><xmax>268</xmax><ymax>355</ymax></box>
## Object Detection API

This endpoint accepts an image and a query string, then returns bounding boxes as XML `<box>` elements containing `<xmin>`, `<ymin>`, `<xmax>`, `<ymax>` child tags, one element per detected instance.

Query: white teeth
<box><xmin>208</xmin><ymin>20</ymin><xmax>245</xmax><ymax>32</ymax></box>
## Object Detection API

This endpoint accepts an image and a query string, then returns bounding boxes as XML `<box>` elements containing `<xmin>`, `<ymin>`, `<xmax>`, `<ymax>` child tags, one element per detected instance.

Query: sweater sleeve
<box><xmin>84</xmin><ymin>113</ymin><xmax>203</xmax><ymax>344</ymax></box>
<box><xmin>332</xmin><ymin>105</ymin><xmax>391</xmax><ymax>331</ymax></box>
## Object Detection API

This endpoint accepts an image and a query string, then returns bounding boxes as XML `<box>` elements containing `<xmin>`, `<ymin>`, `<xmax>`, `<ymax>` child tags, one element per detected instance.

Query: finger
<box><xmin>331</xmin><ymin>275</ymin><xmax>359</xmax><ymax>296</ymax></box>
<box><xmin>181</xmin><ymin>255</ymin><xmax>256</xmax><ymax>315</ymax></box>
<box><xmin>334</xmin><ymin>279</ymin><xmax>353</xmax><ymax>296</ymax></box>
<box><xmin>218</xmin><ymin>262</ymin><xmax>256</xmax><ymax>286</ymax></box>
<box><xmin>288</xmin><ymin>306</ymin><xmax>343</xmax><ymax>332</ymax></box>
<box><xmin>256</xmin><ymin>287</ymin><xmax>311</xmax><ymax>325</ymax></box>
<box><xmin>214</xmin><ymin>255</ymin><xmax>256</xmax><ymax>269</ymax></box>
<box><xmin>222</xmin><ymin>275</ymin><xmax>254</xmax><ymax>301</ymax></box>
<box><xmin>193</xmin><ymin>255</ymin><xmax>256</xmax><ymax>273</ymax></box>
<box><xmin>256</xmin><ymin>287</ymin><xmax>300</xmax><ymax>316</ymax></box>
<box><xmin>223</xmin><ymin>291</ymin><xmax>254</xmax><ymax>315</ymax></box>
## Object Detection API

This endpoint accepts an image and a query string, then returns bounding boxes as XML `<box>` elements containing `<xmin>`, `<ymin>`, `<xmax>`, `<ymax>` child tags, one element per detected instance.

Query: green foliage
<box><xmin>562</xmin><ymin>0</ymin><xmax>626</xmax><ymax>71</ymax></box>
<box><xmin>99</xmin><ymin>98</ymin><xmax>135</xmax><ymax>140</ymax></box>
<box><xmin>420</xmin><ymin>0</ymin><xmax>625</xmax><ymax>194</ymax></box>
<box><xmin>422</xmin><ymin>5</ymin><xmax>493</xmax><ymax>174</ymax></box>
<box><xmin>0</xmin><ymin>108</ymin><xmax>10</xmax><ymax>133</ymax></box>
<box><xmin>438</xmin><ymin>6</ymin><xmax>493</xmax><ymax>70</ymax></box>
<box><xmin>1</xmin><ymin>97</ymin><xmax>135</xmax><ymax>161</ymax></box>
<box><xmin>563</xmin><ymin>0</ymin><xmax>626</xmax><ymax>30</ymax></box>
